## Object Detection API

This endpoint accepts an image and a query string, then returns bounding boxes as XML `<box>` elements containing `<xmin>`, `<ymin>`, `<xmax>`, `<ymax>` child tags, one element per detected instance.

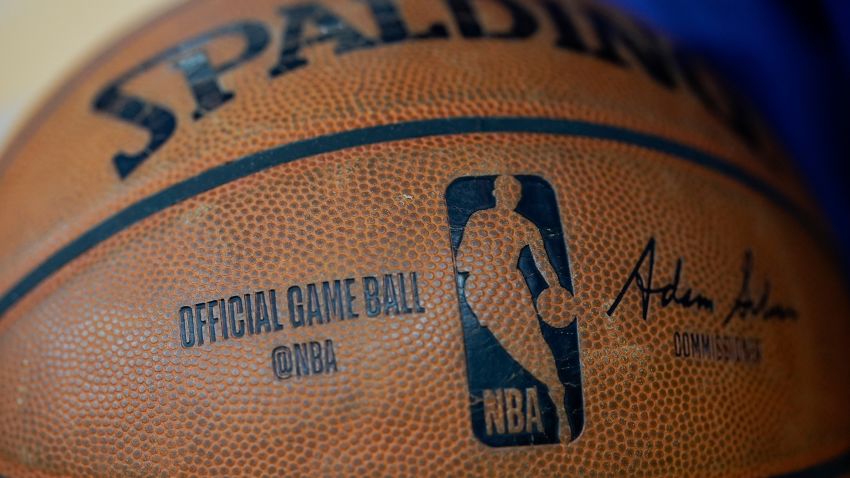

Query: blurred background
<box><xmin>604</xmin><ymin>0</ymin><xmax>850</xmax><ymax>271</ymax></box>
<box><xmin>0</xmin><ymin>0</ymin><xmax>848</xmax><ymax>267</ymax></box>
<box><xmin>0</xmin><ymin>0</ymin><xmax>175</xmax><ymax>148</ymax></box>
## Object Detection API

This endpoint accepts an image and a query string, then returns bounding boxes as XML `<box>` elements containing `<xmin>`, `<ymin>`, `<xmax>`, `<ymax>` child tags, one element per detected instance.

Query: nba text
<box><xmin>483</xmin><ymin>388</ymin><xmax>545</xmax><ymax>436</ymax></box>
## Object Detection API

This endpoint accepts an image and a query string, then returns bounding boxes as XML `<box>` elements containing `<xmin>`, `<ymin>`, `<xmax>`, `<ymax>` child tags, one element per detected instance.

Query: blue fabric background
<box><xmin>603</xmin><ymin>0</ymin><xmax>850</xmax><ymax>267</ymax></box>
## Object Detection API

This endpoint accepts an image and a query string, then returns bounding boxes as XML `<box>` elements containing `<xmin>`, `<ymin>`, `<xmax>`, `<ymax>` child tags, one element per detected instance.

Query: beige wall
<box><xmin>0</xmin><ymin>0</ymin><xmax>179</xmax><ymax>151</ymax></box>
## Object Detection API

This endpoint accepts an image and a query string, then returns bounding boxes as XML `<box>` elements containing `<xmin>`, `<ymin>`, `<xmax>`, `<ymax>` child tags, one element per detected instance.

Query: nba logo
<box><xmin>445</xmin><ymin>175</ymin><xmax>584</xmax><ymax>447</ymax></box>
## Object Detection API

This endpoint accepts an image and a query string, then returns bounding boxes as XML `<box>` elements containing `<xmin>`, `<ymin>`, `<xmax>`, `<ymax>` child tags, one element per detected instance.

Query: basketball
<box><xmin>1</xmin><ymin>0</ymin><xmax>849</xmax><ymax>476</ymax></box>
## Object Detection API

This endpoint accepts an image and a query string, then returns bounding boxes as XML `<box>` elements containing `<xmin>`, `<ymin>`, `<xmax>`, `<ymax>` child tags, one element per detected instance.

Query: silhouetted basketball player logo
<box><xmin>445</xmin><ymin>175</ymin><xmax>584</xmax><ymax>447</ymax></box>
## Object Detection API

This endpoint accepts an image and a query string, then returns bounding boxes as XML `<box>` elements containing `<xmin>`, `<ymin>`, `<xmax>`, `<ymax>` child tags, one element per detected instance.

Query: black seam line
<box><xmin>0</xmin><ymin>116</ymin><xmax>824</xmax><ymax>318</ymax></box>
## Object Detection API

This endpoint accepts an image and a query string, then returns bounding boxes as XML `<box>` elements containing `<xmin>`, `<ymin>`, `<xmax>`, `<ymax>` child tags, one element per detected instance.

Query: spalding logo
<box><xmin>445</xmin><ymin>174</ymin><xmax>584</xmax><ymax>447</ymax></box>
